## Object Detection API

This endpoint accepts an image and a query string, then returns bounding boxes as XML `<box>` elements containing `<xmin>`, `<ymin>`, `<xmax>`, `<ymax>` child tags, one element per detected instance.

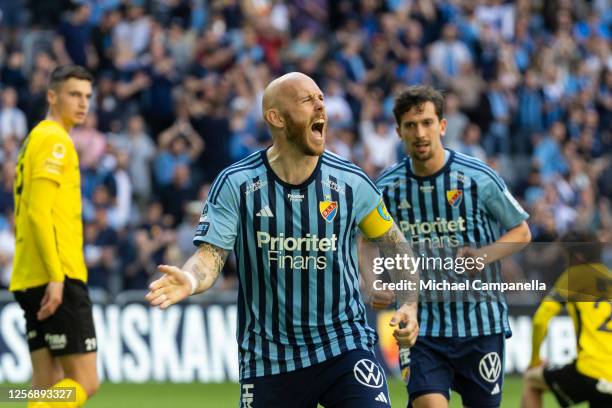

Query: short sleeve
<box><xmin>482</xmin><ymin>174</ymin><xmax>529</xmax><ymax>230</ymax></box>
<box><xmin>193</xmin><ymin>178</ymin><xmax>239</xmax><ymax>250</ymax></box>
<box><xmin>31</xmin><ymin>134</ymin><xmax>73</xmax><ymax>184</ymax></box>
<box><xmin>354</xmin><ymin>175</ymin><xmax>384</xmax><ymax>225</ymax></box>
<box><xmin>375</xmin><ymin>178</ymin><xmax>392</xmax><ymax>210</ymax></box>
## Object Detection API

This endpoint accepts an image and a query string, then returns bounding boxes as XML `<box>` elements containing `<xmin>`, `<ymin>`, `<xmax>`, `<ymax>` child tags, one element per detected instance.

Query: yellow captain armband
<box><xmin>359</xmin><ymin>199</ymin><xmax>394</xmax><ymax>239</ymax></box>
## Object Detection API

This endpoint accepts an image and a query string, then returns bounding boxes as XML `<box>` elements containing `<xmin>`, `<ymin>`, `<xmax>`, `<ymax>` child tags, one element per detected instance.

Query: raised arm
<box><xmin>146</xmin><ymin>242</ymin><xmax>229</xmax><ymax>309</ymax></box>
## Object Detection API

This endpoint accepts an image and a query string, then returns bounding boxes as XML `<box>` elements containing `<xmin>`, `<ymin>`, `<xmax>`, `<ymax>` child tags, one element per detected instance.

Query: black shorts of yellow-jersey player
<box><xmin>14</xmin><ymin>278</ymin><xmax>96</xmax><ymax>355</ymax></box>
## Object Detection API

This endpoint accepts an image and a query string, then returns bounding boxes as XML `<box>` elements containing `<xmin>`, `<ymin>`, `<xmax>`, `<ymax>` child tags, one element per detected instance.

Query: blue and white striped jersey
<box><xmin>377</xmin><ymin>150</ymin><xmax>529</xmax><ymax>338</ymax></box>
<box><xmin>194</xmin><ymin>149</ymin><xmax>383</xmax><ymax>379</ymax></box>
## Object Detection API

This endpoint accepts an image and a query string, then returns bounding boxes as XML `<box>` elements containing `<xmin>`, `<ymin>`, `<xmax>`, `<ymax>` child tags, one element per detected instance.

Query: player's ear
<box><xmin>47</xmin><ymin>88</ymin><xmax>57</xmax><ymax>106</ymax></box>
<box><xmin>439</xmin><ymin>118</ymin><xmax>447</xmax><ymax>137</ymax></box>
<box><xmin>264</xmin><ymin>109</ymin><xmax>284</xmax><ymax>129</ymax></box>
<box><xmin>395</xmin><ymin>125</ymin><xmax>401</xmax><ymax>139</ymax></box>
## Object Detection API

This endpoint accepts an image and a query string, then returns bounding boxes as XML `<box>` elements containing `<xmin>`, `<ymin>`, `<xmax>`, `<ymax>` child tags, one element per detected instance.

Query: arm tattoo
<box><xmin>372</xmin><ymin>222</ymin><xmax>406</xmax><ymax>246</ymax></box>
<box><xmin>368</xmin><ymin>222</ymin><xmax>419</xmax><ymax>306</ymax></box>
<box><xmin>184</xmin><ymin>243</ymin><xmax>229</xmax><ymax>293</ymax></box>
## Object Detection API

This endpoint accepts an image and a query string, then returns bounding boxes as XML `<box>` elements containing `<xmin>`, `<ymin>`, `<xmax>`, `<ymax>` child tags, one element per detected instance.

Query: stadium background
<box><xmin>0</xmin><ymin>0</ymin><xmax>609</xmax><ymax>406</ymax></box>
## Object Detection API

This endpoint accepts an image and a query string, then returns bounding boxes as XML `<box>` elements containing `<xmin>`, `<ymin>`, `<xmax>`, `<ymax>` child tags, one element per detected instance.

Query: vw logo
<box><xmin>353</xmin><ymin>359</ymin><xmax>384</xmax><ymax>388</ymax></box>
<box><xmin>479</xmin><ymin>352</ymin><xmax>501</xmax><ymax>383</ymax></box>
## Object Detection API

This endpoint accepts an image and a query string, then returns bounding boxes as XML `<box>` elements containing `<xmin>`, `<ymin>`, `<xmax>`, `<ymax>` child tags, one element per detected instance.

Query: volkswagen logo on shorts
<box><xmin>479</xmin><ymin>352</ymin><xmax>502</xmax><ymax>383</ymax></box>
<box><xmin>353</xmin><ymin>359</ymin><xmax>384</xmax><ymax>388</ymax></box>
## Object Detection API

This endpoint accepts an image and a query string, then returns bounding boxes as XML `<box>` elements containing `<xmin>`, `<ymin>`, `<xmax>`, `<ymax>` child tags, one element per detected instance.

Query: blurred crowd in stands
<box><xmin>0</xmin><ymin>0</ymin><xmax>610</xmax><ymax>296</ymax></box>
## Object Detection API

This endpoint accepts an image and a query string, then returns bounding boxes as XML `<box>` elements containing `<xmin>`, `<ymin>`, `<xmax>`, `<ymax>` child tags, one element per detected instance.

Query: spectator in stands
<box><xmin>516</xmin><ymin>70</ymin><xmax>544</xmax><ymax>152</ymax></box>
<box><xmin>84</xmin><ymin>208</ymin><xmax>118</xmax><ymax>292</ymax></box>
<box><xmin>0</xmin><ymin>51</ymin><xmax>28</xmax><ymax>100</ymax></box>
<box><xmin>360</xmin><ymin>99</ymin><xmax>398</xmax><ymax>175</ymax></box>
<box><xmin>54</xmin><ymin>3</ymin><xmax>93</xmax><ymax>67</ymax></box>
<box><xmin>396</xmin><ymin>45</ymin><xmax>430</xmax><ymax>86</ymax></box>
<box><xmin>442</xmin><ymin>92</ymin><xmax>469</xmax><ymax>149</ymax></box>
<box><xmin>324</xmin><ymin>80</ymin><xmax>353</xmax><ymax>130</ymax></box>
<box><xmin>0</xmin><ymin>87</ymin><xmax>28</xmax><ymax>142</ymax></box>
<box><xmin>0</xmin><ymin>213</ymin><xmax>15</xmax><ymax>289</ymax></box>
<box><xmin>159</xmin><ymin>163</ymin><xmax>194</xmax><ymax>227</ymax></box>
<box><xmin>125</xmin><ymin>201</ymin><xmax>175</xmax><ymax>289</ymax></box>
<box><xmin>0</xmin><ymin>133</ymin><xmax>15</xmax><ymax>166</ymax></box>
<box><xmin>153</xmin><ymin>105</ymin><xmax>204</xmax><ymax>188</ymax></box>
<box><xmin>176</xmin><ymin>200</ymin><xmax>205</xmax><ymax>264</ymax></box>
<box><xmin>454</xmin><ymin>123</ymin><xmax>487</xmax><ymax>163</ymax></box>
<box><xmin>72</xmin><ymin>112</ymin><xmax>107</xmax><ymax>170</ymax></box>
<box><xmin>112</xmin><ymin>114</ymin><xmax>156</xmax><ymax>203</ymax></box>
<box><xmin>484</xmin><ymin>77</ymin><xmax>512</xmax><ymax>156</ymax></box>
<box><xmin>533</xmin><ymin>121</ymin><xmax>569</xmax><ymax>180</ymax></box>
<box><xmin>0</xmin><ymin>160</ymin><xmax>15</xmax><ymax>217</ymax></box>
<box><xmin>94</xmin><ymin>73</ymin><xmax>122</xmax><ymax>132</ymax></box>
<box><xmin>449</xmin><ymin>61</ymin><xmax>486</xmax><ymax>124</ymax></box>
<box><xmin>108</xmin><ymin>149</ymin><xmax>132</xmax><ymax>230</ymax></box>
<box><xmin>91</xmin><ymin>8</ymin><xmax>121</xmax><ymax>74</ymax></box>
<box><xmin>428</xmin><ymin>22</ymin><xmax>472</xmax><ymax>87</ymax></box>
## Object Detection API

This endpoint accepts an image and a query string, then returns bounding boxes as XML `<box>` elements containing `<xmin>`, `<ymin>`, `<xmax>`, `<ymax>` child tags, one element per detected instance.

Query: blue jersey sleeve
<box><xmin>193</xmin><ymin>178</ymin><xmax>239</xmax><ymax>250</ymax></box>
<box><xmin>354</xmin><ymin>175</ymin><xmax>384</xmax><ymax>225</ymax></box>
<box><xmin>482</xmin><ymin>175</ymin><xmax>529</xmax><ymax>230</ymax></box>
<box><xmin>375</xmin><ymin>178</ymin><xmax>392</xmax><ymax>207</ymax></box>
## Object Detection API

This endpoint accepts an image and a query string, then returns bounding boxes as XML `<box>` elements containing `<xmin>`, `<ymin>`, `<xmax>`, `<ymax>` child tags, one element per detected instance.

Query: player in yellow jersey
<box><xmin>521</xmin><ymin>230</ymin><xmax>612</xmax><ymax>408</ymax></box>
<box><xmin>11</xmin><ymin>65</ymin><xmax>98</xmax><ymax>407</ymax></box>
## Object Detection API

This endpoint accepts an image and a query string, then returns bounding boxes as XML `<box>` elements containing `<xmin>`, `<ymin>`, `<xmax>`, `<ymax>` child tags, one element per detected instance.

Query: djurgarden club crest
<box><xmin>319</xmin><ymin>201</ymin><xmax>338</xmax><ymax>223</ymax></box>
<box><xmin>446</xmin><ymin>189</ymin><xmax>463</xmax><ymax>208</ymax></box>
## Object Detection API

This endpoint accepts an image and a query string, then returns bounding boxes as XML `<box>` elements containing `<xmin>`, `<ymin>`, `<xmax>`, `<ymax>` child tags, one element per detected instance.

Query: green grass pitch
<box><xmin>3</xmin><ymin>376</ymin><xmax>584</xmax><ymax>407</ymax></box>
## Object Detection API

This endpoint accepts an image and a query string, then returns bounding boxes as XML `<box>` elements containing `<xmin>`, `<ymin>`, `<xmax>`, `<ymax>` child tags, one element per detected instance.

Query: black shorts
<box><xmin>239</xmin><ymin>349</ymin><xmax>390</xmax><ymax>408</ymax></box>
<box><xmin>543</xmin><ymin>362</ymin><xmax>612</xmax><ymax>408</ymax></box>
<box><xmin>13</xmin><ymin>278</ymin><xmax>97</xmax><ymax>356</ymax></box>
<box><xmin>407</xmin><ymin>334</ymin><xmax>505</xmax><ymax>408</ymax></box>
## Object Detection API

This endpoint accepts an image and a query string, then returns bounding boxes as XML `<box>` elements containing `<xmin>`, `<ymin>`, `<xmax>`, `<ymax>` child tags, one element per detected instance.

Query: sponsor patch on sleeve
<box><xmin>43</xmin><ymin>159</ymin><xmax>64</xmax><ymax>174</ymax></box>
<box><xmin>51</xmin><ymin>143</ymin><xmax>66</xmax><ymax>160</ymax></box>
<box><xmin>196</xmin><ymin>222</ymin><xmax>210</xmax><ymax>236</ymax></box>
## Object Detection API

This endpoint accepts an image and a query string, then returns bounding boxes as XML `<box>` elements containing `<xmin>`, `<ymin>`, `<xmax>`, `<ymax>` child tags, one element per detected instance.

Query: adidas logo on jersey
<box><xmin>491</xmin><ymin>383</ymin><xmax>500</xmax><ymax>395</ymax></box>
<box><xmin>374</xmin><ymin>392</ymin><xmax>388</xmax><ymax>404</ymax></box>
<box><xmin>398</xmin><ymin>199</ymin><xmax>411</xmax><ymax>209</ymax></box>
<box><xmin>256</xmin><ymin>206</ymin><xmax>274</xmax><ymax>217</ymax></box>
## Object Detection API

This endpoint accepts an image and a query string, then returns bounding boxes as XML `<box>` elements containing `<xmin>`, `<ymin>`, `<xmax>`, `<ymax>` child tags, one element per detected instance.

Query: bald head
<box><xmin>260</xmin><ymin>72</ymin><xmax>327</xmax><ymax>156</ymax></box>
<box><xmin>262</xmin><ymin>72</ymin><xmax>318</xmax><ymax>116</ymax></box>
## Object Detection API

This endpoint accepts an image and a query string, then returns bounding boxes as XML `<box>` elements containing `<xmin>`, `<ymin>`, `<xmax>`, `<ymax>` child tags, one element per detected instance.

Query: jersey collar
<box><xmin>406</xmin><ymin>148</ymin><xmax>455</xmax><ymax>181</ymax></box>
<box><xmin>261</xmin><ymin>147</ymin><xmax>324</xmax><ymax>190</ymax></box>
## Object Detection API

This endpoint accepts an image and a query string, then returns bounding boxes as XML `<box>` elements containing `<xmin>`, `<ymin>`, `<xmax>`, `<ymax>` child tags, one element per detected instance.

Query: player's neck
<box><xmin>46</xmin><ymin>112</ymin><xmax>74</xmax><ymax>133</ymax></box>
<box><xmin>267</xmin><ymin>144</ymin><xmax>319</xmax><ymax>185</ymax></box>
<box><xmin>412</xmin><ymin>147</ymin><xmax>446</xmax><ymax>177</ymax></box>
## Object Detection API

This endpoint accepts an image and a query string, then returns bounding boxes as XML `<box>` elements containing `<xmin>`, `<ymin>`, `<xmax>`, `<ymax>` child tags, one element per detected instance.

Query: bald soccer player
<box><xmin>146</xmin><ymin>72</ymin><xmax>418</xmax><ymax>407</ymax></box>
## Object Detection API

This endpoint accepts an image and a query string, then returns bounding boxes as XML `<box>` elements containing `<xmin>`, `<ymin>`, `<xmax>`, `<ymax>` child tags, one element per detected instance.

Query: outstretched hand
<box><xmin>145</xmin><ymin>265</ymin><xmax>193</xmax><ymax>309</ymax></box>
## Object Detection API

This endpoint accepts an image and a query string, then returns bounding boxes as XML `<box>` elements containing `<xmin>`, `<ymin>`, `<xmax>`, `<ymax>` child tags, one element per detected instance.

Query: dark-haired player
<box><xmin>375</xmin><ymin>85</ymin><xmax>531</xmax><ymax>407</ymax></box>
<box><xmin>12</xmin><ymin>65</ymin><xmax>98</xmax><ymax>407</ymax></box>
